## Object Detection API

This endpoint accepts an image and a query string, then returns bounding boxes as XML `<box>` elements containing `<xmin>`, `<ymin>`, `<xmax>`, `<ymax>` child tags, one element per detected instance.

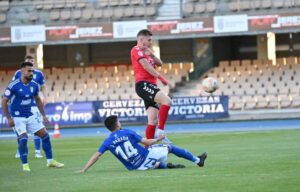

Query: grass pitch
<box><xmin>0</xmin><ymin>129</ymin><xmax>300</xmax><ymax>192</ymax></box>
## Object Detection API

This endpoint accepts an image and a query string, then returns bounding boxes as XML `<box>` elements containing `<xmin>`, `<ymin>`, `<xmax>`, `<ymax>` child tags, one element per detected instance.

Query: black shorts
<box><xmin>135</xmin><ymin>81</ymin><xmax>160</xmax><ymax>110</ymax></box>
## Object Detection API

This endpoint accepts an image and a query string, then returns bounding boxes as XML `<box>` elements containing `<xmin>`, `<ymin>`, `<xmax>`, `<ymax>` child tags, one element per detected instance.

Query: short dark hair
<box><xmin>104</xmin><ymin>115</ymin><xmax>118</xmax><ymax>131</ymax></box>
<box><xmin>24</xmin><ymin>55</ymin><xmax>34</xmax><ymax>60</ymax></box>
<box><xmin>21</xmin><ymin>62</ymin><xmax>33</xmax><ymax>68</ymax></box>
<box><xmin>137</xmin><ymin>29</ymin><xmax>152</xmax><ymax>37</ymax></box>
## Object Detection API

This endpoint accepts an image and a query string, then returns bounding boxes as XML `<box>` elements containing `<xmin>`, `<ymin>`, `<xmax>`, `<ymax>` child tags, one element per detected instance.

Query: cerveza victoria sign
<box><xmin>0</xmin><ymin>96</ymin><xmax>229</xmax><ymax>128</ymax></box>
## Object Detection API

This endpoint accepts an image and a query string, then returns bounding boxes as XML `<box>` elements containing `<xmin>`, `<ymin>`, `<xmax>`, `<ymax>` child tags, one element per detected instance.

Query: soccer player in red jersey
<box><xmin>131</xmin><ymin>29</ymin><xmax>172</xmax><ymax>143</ymax></box>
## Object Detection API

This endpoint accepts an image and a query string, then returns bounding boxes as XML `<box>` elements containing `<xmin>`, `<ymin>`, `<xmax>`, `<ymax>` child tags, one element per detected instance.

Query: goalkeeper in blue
<box><xmin>1</xmin><ymin>62</ymin><xmax>64</xmax><ymax>172</ymax></box>
<box><xmin>79</xmin><ymin>115</ymin><xmax>207</xmax><ymax>172</ymax></box>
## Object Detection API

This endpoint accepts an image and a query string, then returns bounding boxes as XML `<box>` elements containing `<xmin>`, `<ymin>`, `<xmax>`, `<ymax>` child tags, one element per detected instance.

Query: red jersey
<box><xmin>131</xmin><ymin>46</ymin><xmax>157</xmax><ymax>85</ymax></box>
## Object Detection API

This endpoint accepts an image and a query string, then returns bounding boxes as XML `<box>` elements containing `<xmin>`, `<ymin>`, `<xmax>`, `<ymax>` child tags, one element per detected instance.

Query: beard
<box><xmin>25</xmin><ymin>75</ymin><xmax>33</xmax><ymax>81</ymax></box>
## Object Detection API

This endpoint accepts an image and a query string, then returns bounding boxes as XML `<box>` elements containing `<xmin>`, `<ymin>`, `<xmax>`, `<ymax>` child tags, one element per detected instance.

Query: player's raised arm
<box><xmin>142</xmin><ymin>46</ymin><xmax>163</xmax><ymax>67</ymax></box>
<box><xmin>79</xmin><ymin>152</ymin><xmax>102</xmax><ymax>173</ymax></box>
<box><xmin>139</xmin><ymin>58</ymin><xmax>169</xmax><ymax>86</ymax></box>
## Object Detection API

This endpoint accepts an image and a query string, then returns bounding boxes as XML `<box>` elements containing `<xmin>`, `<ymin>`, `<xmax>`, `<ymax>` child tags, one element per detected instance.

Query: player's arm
<box><xmin>140</xmin><ymin>135</ymin><xmax>165</xmax><ymax>146</ymax></box>
<box><xmin>35</xmin><ymin>95</ymin><xmax>49</xmax><ymax>124</ymax></box>
<box><xmin>139</xmin><ymin>59</ymin><xmax>169</xmax><ymax>85</ymax></box>
<box><xmin>80</xmin><ymin>152</ymin><xmax>102</xmax><ymax>173</ymax></box>
<box><xmin>142</xmin><ymin>47</ymin><xmax>163</xmax><ymax>66</ymax></box>
<box><xmin>40</xmin><ymin>84</ymin><xmax>48</xmax><ymax>105</ymax></box>
<box><xmin>151</xmin><ymin>54</ymin><xmax>163</xmax><ymax>67</ymax></box>
<box><xmin>1</xmin><ymin>97</ymin><xmax>14</xmax><ymax>127</ymax></box>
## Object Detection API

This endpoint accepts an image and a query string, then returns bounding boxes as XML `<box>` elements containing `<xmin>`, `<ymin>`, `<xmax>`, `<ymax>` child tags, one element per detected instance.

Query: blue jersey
<box><xmin>13</xmin><ymin>69</ymin><xmax>45</xmax><ymax>107</ymax></box>
<box><xmin>3</xmin><ymin>79</ymin><xmax>39</xmax><ymax>118</ymax></box>
<box><xmin>98</xmin><ymin>129</ymin><xmax>149</xmax><ymax>170</ymax></box>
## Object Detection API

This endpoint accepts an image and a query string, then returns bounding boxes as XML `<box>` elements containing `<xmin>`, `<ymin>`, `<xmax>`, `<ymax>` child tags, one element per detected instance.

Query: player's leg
<box><xmin>31</xmin><ymin>106</ymin><xmax>43</xmax><ymax>158</ymax></box>
<box><xmin>33</xmin><ymin>134</ymin><xmax>43</xmax><ymax>158</ymax></box>
<box><xmin>145</xmin><ymin>106</ymin><xmax>158</xmax><ymax>139</ymax></box>
<box><xmin>139</xmin><ymin>145</ymin><xmax>185</xmax><ymax>170</ymax></box>
<box><xmin>14</xmin><ymin>133</ymin><xmax>20</xmax><ymax>158</ymax></box>
<box><xmin>18</xmin><ymin>133</ymin><xmax>30</xmax><ymax>171</ymax></box>
<box><xmin>28</xmin><ymin>115</ymin><xmax>64</xmax><ymax>168</ymax></box>
<box><xmin>13</xmin><ymin>117</ymin><xmax>30</xmax><ymax>171</ymax></box>
<box><xmin>167</xmin><ymin>144</ymin><xmax>207</xmax><ymax>167</ymax></box>
<box><xmin>135</xmin><ymin>82</ymin><xmax>159</xmax><ymax>140</ymax></box>
<box><xmin>34</xmin><ymin>128</ymin><xmax>64</xmax><ymax>168</ymax></box>
<box><xmin>154</xmin><ymin>91</ymin><xmax>171</xmax><ymax>135</ymax></box>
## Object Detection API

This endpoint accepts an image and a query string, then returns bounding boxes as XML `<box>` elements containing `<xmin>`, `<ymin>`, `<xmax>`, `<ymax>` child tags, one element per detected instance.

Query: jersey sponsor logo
<box><xmin>4</xmin><ymin>89</ymin><xmax>11</xmax><ymax>96</ymax></box>
<box><xmin>21</xmin><ymin>99</ymin><xmax>32</xmax><ymax>105</ymax></box>
<box><xmin>14</xmin><ymin>111</ymin><xmax>20</xmax><ymax>116</ymax></box>
<box><xmin>138</xmin><ymin>51</ymin><xmax>144</xmax><ymax>57</ymax></box>
<box><xmin>19</xmin><ymin>89</ymin><xmax>23</xmax><ymax>92</ymax></box>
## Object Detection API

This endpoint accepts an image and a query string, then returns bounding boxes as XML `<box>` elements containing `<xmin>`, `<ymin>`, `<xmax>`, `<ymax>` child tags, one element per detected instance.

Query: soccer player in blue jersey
<box><xmin>1</xmin><ymin>62</ymin><xmax>63</xmax><ymax>172</ymax></box>
<box><xmin>79</xmin><ymin>115</ymin><xmax>207</xmax><ymax>172</ymax></box>
<box><xmin>13</xmin><ymin>55</ymin><xmax>48</xmax><ymax>159</ymax></box>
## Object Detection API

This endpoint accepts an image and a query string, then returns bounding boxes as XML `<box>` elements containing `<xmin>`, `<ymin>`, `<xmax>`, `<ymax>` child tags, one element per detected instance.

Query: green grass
<box><xmin>1</xmin><ymin>129</ymin><xmax>300</xmax><ymax>192</ymax></box>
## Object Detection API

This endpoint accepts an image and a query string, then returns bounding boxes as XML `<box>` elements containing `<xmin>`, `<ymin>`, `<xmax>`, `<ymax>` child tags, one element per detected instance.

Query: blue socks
<box><xmin>34</xmin><ymin>135</ymin><xmax>41</xmax><ymax>151</ymax></box>
<box><xmin>168</xmin><ymin>144</ymin><xmax>198</xmax><ymax>163</ymax></box>
<box><xmin>41</xmin><ymin>133</ymin><xmax>53</xmax><ymax>159</ymax></box>
<box><xmin>18</xmin><ymin>136</ymin><xmax>28</xmax><ymax>164</ymax></box>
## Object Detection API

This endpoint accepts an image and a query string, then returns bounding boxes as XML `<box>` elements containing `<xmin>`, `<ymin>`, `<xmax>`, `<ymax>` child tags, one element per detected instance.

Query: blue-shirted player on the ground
<box><xmin>78</xmin><ymin>115</ymin><xmax>207</xmax><ymax>172</ymax></box>
<box><xmin>1</xmin><ymin>62</ymin><xmax>63</xmax><ymax>172</ymax></box>
<box><xmin>13</xmin><ymin>55</ymin><xmax>48</xmax><ymax>159</ymax></box>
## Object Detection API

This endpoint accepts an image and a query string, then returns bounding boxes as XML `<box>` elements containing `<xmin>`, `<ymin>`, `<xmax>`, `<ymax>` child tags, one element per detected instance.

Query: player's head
<box><xmin>24</xmin><ymin>55</ymin><xmax>35</xmax><ymax>64</ymax></box>
<box><xmin>137</xmin><ymin>29</ymin><xmax>153</xmax><ymax>48</ymax></box>
<box><xmin>21</xmin><ymin>62</ymin><xmax>34</xmax><ymax>81</ymax></box>
<box><xmin>104</xmin><ymin>115</ymin><xmax>121</xmax><ymax>131</ymax></box>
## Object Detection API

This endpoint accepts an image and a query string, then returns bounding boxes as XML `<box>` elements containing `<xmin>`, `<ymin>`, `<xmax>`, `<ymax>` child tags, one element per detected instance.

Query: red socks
<box><xmin>158</xmin><ymin>104</ymin><xmax>170</xmax><ymax>130</ymax></box>
<box><xmin>145</xmin><ymin>124</ymin><xmax>156</xmax><ymax>139</ymax></box>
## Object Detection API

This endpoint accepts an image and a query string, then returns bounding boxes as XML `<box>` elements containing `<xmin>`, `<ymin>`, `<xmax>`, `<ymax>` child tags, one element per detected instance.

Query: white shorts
<box><xmin>13</xmin><ymin>115</ymin><xmax>44</xmax><ymax>136</ymax></box>
<box><xmin>137</xmin><ymin>144</ymin><xmax>169</xmax><ymax>170</ymax></box>
<box><xmin>31</xmin><ymin>106</ymin><xmax>44</xmax><ymax>127</ymax></box>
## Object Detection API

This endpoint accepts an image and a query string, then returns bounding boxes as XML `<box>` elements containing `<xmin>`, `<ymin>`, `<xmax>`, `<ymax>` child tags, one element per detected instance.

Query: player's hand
<box><xmin>43</xmin><ymin>97</ymin><xmax>48</xmax><ymax>106</ymax></box>
<box><xmin>7</xmin><ymin>118</ymin><xmax>15</xmax><ymax>127</ymax></box>
<box><xmin>141</xmin><ymin>46</ymin><xmax>154</xmax><ymax>56</ymax></box>
<box><xmin>158</xmin><ymin>74</ymin><xmax>169</xmax><ymax>86</ymax></box>
<box><xmin>43</xmin><ymin>116</ymin><xmax>50</xmax><ymax>125</ymax></box>
<box><xmin>156</xmin><ymin>135</ymin><xmax>165</xmax><ymax>142</ymax></box>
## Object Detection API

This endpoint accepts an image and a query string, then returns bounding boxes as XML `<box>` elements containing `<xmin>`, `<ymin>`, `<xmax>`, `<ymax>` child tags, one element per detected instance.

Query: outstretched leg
<box><xmin>35</xmin><ymin>128</ymin><xmax>64</xmax><ymax>168</ymax></box>
<box><xmin>168</xmin><ymin>144</ymin><xmax>207</xmax><ymax>167</ymax></box>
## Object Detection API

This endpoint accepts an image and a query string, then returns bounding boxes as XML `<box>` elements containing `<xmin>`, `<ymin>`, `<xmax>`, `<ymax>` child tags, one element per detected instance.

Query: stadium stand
<box><xmin>0</xmin><ymin>0</ymin><xmax>163</xmax><ymax>25</ymax></box>
<box><xmin>182</xmin><ymin>0</ymin><xmax>299</xmax><ymax>17</ymax></box>
<box><xmin>172</xmin><ymin>57</ymin><xmax>300</xmax><ymax>110</ymax></box>
<box><xmin>0</xmin><ymin>62</ymin><xmax>192</xmax><ymax>103</ymax></box>
<box><xmin>2</xmin><ymin>57</ymin><xmax>298</xmax><ymax>111</ymax></box>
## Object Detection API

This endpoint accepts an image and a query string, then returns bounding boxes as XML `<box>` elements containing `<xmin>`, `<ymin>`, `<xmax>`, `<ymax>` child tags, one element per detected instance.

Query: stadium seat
<box><xmin>206</xmin><ymin>1</ymin><xmax>216</xmax><ymax>12</ymax></box>
<box><xmin>82</xmin><ymin>8</ymin><xmax>93</xmax><ymax>20</ymax></box>
<box><xmin>195</xmin><ymin>3</ymin><xmax>205</xmax><ymax>13</ymax></box>
<box><xmin>72</xmin><ymin>9</ymin><xmax>82</xmax><ymax>20</ymax></box>
<box><xmin>60</xmin><ymin>10</ymin><xmax>71</xmax><ymax>20</ymax></box>
<box><xmin>0</xmin><ymin>13</ymin><xmax>6</xmax><ymax>23</ymax></box>
<box><xmin>50</xmin><ymin>10</ymin><xmax>60</xmax><ymax>21</ymax></box>
<box><xmin>261</xmin><ymin>0</ymin><xmax>272</xmax><ymax>9</ymax></box>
